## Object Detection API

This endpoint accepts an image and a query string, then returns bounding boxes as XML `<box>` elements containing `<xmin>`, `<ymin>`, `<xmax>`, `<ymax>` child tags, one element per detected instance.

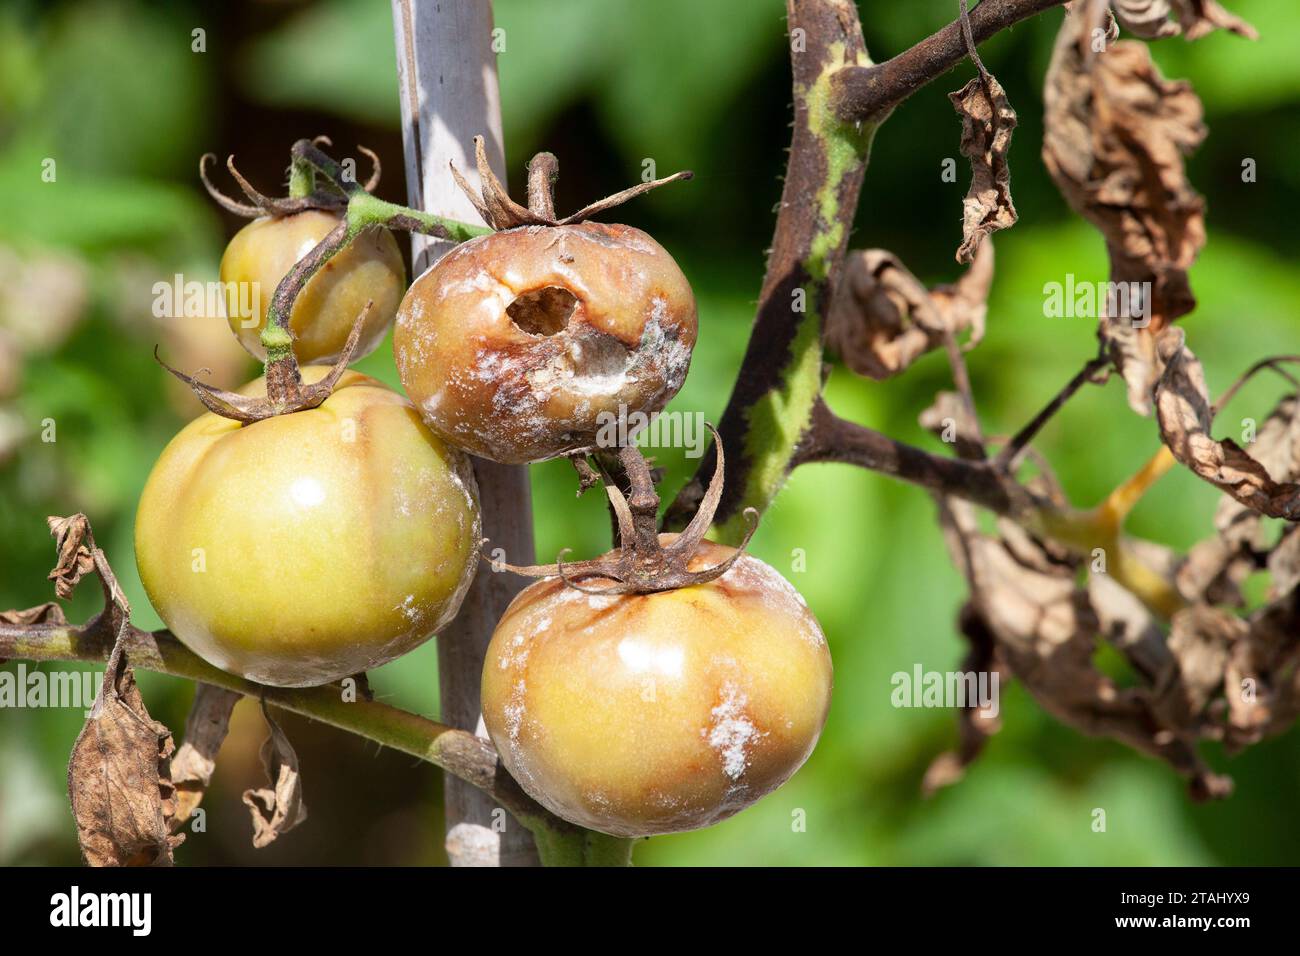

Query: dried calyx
<box><xmin>153</xmin><ymin>306</ymin><xmax>370</xmax><ymax>424</ymax></box>
<box><xmin>495</xmin><ymin>428</ymin><xmax>758</xmax><ymax>594</ymax></box>
<box><xmin>450</xmin><ymin>134</ymin><xmax>693</xmax><ymax>229</ymax></box>
<box><xmin>198</xmin><ymin>135</ymin><xmax>380</xmax><ymax>220</ymax></box>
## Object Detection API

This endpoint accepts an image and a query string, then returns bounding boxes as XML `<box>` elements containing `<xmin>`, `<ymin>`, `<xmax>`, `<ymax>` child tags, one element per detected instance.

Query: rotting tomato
<box><xmin>135</xmin><ymin>367</ymin><xmax>480</xmax><ymax>688</ymax></box>
<box><xmin>481</xmin><ymin>537</ymin><xmax>832</xmax><ymax>837</ymax></box>
<box><xmin>393</xmin><ymin>221</ymin><xmax>697</xmax><ymax>464</ymax></box>
<box><xmin>221</xmin><ymin>210</ymin><xmax>405</xmax><ymax>364</ymax></box>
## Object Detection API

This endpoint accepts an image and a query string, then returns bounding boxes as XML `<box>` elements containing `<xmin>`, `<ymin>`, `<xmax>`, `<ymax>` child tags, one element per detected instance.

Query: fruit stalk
<box><xmin>258</xmin><ymin>217</ymin><xmax>355</xmax><ymax>401</ymax></box>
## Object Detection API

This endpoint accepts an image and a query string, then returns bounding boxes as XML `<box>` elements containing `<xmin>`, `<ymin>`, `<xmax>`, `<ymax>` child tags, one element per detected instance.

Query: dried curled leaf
<box><xmin>1267</xmin><ymin>526</ymin><xmax>1300</xmax><ymax>597</ymax></box>
<box><xmin>1113</xmin><ymin>0</ymin><xmax>1182</xmax><ymax>38</ymax></box>
<box><xmin>45</xmin><ymin>513</ymin><xmax>130</xmax><ymax>618</ymax></box>
<box><xmin>1043</xmin><ymin>5</ymin><xmax>1208</xmax><ymax>411</ymax></box>
<box><xmin>1113</xmin><ymin>0</ymin><xmax>1258</xmax><ymax>41</ymax></box>
<box><xmin>1153</xmin><ymin>604</ymin><xmax>1242</xmax><ymax>730</ymax></box>
<box><xmin>68</xmin><ymin>659</ymin><xmax>181</xmax><ymax>866</ymax></box>
<box><xmin>47</xmin><ymin>514</ymin><xmax>97</xmax><ymax>600</ymax></box>
<box><xmin>242</xmin><ymin>704</ymin><xmax>307</xmax><ymax>848</ymax></box>
<box><xmin>1173</xmin><ymin>0</ymin><xmax>1258</xmax><ymax>39</ymax></box>
<box><xmin>1155</xmin><ymin>330</ymin><xmax>1300</xmax><ymax>519</ymax></box>
<box><xmin>920</xmin><ymin>390</ymin><xmax>986</xmax><ymax>461</ymax></box>
<box><xmin>1102</xmin><ymin>316</ymin><xmax>1165</xmax><ymax>416</ymax></box>
<box><xmin>827</xmin><ymin>241</ymin><xmax>993</xmax><ymax>381</ymax></box>
<box><xmin>1176</xmin><ymin>497</ymin><xmax>1259</xmax><ymax>607</ymax></box>
<box><xmin>1177</xmin><ymin>394</ymin><xmax>1300</xmax><ymax>603</ymax></box>
<box><xmin>170</xmin><ymin>684</ymin><xmax>242</xmax><ymax>832</ymax></box>
<box><xmin>949</xmin><ymin>71</ymin><xmax>1018</xmax><ymax>263</ymax></box>
<box><xmin>1088</xmin><ymin>572</ymin><xmax>1174</xmax><ymax>681</ymax></box>
<box><xmin>1227</xmin><ymin>589</ymin><xmax>1300</xmax><ymax>748</ymax></box>
<box><xmin>930</xmin><ymin>479</ymin><xmax>1230</xmax><ymax>800</ymax></box>
<box><xmin>1</xmin><ymin>602</ymin><xmax>67</xmax><ymax>625</ymax></box>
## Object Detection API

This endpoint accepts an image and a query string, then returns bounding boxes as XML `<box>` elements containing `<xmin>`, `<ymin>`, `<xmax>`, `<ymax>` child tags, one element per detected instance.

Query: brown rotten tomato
<box><xmin>135</xmin><ymin>367</ymin><xmax>480</xmax><ymax>687</ymax></box>
<box><xmin>482</xmin><ymin>538</ymin><xmax>832</xmax><ymax>837</ymax></box>
<box><xmin>394</xmin><ymin>223</ymin><xmax>696</xmax><ymax>463</ymax></box>
<box><xmin>222</xmin><ymin>210</ymin><xmax>404</xmax><ymax>364</ymax></box>
<box><xmin>393</xmin><ymin>138</ymin><xmax>698</xmax><ymax>464</ymax></box>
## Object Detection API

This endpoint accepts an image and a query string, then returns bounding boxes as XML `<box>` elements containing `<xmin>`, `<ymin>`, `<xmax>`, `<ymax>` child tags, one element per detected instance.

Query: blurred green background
<box><xmin>1</xmin><ymin>0</ymin><xmax>1297</xmax><ymax>866</ymax></box>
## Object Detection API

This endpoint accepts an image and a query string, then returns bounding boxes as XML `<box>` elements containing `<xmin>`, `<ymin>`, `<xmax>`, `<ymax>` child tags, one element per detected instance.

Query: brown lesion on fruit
<box><xmin>507</xmin><ymin>286</ymin><xmax>579</xmax><ymax>336</ymax></box>
<box><xmin>490</xmin><ymin>427</ymin><xmax>759</xmax><ymax>595</ymax></box>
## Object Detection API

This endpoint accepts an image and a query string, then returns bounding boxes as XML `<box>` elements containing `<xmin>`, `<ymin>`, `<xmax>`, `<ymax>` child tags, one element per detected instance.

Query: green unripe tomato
<box><xmin>221</xmin><ymin>210</ymin><xmax>405</xmax><ymax>364</ymax></box>
<box><xmin>135</xmin><ymin>368</ymin><xmax>480</xmax><ymax>687</ymax></box>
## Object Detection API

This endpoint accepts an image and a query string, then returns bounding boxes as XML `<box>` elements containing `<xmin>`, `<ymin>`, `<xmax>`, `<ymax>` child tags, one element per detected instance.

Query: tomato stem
<box><xmin>287</xmin><ymin>155</ymin><xmax>314</xmax><ymax>198</ymax></box>
<box><xmin>346</xmin><ymin>190</ymin><xmax>490</xmax><ymax>244</ymax></box>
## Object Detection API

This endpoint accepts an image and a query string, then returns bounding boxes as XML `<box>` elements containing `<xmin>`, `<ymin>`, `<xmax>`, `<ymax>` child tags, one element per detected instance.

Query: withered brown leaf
<box><xmin>827</xmin><ymin>241</ymin><xmax>993</xmax><ymax>381</ymax></box>
<box><xmin>68</xmin><ymin>657</ymin><xmax>181</xmax><ymax>866</ymax></box>
<box><xmin>1267</xmin><ymin>527</ymin><xmax>1300</xmax><ymax>597</ymax></box>
<box><xmin>0</xmin><ymin>602</ymin><xmax>67</xmax><ymax>625</ymax></box>
<box><xmin>242</xmin><ymin>703</ymin><xmax>307</xmax><ymax>848</ymax></box>
<box><xmin>46</xmin><ymin>514</ymin><xmax>97</xmax><ymax>600</ymax></box>
<box><xmin>1153</xmin><ymin>604</ymin><xmax>1242</xmax><ymax>730</ymax></box>
<box><xmin>1177</xmin><ymin>393</ymin><xmax>1300</xmax><ymax>603</ymax></box>
<box><xmin>170</xmin><ymin>683</ymin><xmax>242</xmax><ymax>832</ymax></box>
<box><xmin>949</xmin><ymin>71</ymin><xmax>1018</xmax><ymax>264</ymax></box>
<box><xmin>1114</xmin><ymin>0</ymin><xmax>1258</xmax><ymax>40</ymax></box>
<box><xmin>920</xmin><ymin>390</ymin><xmax>986</xmax><ymax>460</ymax></box>
<box><xmin>1101</xmin><ymin>315</ymin><xmax>1164</xmax><ymax>416</ymax></box>
<box><xmin>1175</xmin><ymin>0</ymin><xmax>1258</xmax><ymax>40</ymax></box>
<box><xmin>1228</xmin><ymin>589</ymin><xmax>1300</xmax><ymax>748</ymax></box>
<box><xmin>1113</xmin><ymin>0</ymin><xmax>1182</xmax><ymax>38</ymax></box>
<box><xmin>1155</xmin><ymin>330</ymin><xmax>1300</xmax><ymax>519</ymax></box>
<box><xmin>1043</xmin><ymin>4</ymin><xmax>1208</xmax><ymax>410</ymax></box>
<box><xmin>930</xmin><ymin>479</ymin><xmax>1230</xmax><ymax>800</ymax></box>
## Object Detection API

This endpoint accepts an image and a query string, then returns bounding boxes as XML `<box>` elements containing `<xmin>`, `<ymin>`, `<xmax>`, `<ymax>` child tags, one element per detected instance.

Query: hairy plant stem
<box><xmin>665</xmin><ymin>0</ymin><xmax>878</xmax><ymax>542</ymax></box>
<box><xmin>347</xmin><ymin>189</ymin><xmax>492</xmax><ymax>244</ymax></box>
<box><xmin>830</xmin><ymin>0</ymin><xmax>1069</xmax><ymax>122</ymax></box>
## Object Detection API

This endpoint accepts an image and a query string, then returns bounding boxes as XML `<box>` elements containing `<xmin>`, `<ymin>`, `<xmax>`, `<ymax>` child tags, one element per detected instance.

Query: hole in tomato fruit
<box><xmin>507</xmin><ymin>286</ymin><xmax>577</xmax><ymax>336</ymax></box>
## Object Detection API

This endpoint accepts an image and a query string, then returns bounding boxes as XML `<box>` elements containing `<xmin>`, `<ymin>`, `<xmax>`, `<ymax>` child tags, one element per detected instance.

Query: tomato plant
<box><xmin>2</xmin><ymin>0</ymin><xmax>1287</xmax><ymax>878</ymax></box>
